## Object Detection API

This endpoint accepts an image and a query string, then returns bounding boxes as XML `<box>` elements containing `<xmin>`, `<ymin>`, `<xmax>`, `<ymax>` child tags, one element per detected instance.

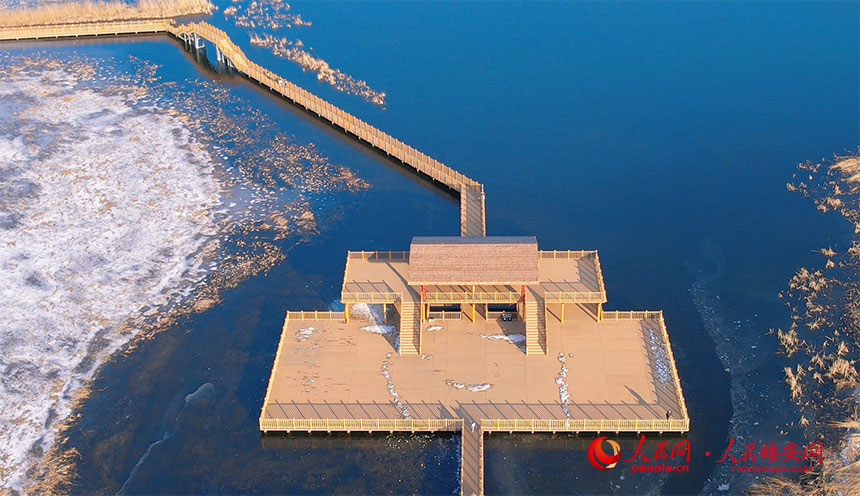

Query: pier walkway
<box><xmin>0</xmin><ymin>19</ymin><xmax>487</xmax><ymax>237</ymax></box>
<box><xmin>460</xmin><ymin>421</ymin><xmax>484</xmax><ymax>496</ymax></box>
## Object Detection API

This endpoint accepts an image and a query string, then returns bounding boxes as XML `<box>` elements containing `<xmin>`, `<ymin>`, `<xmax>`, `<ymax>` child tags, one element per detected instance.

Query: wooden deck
<box><xmin>0</xmin><ymin>19</ymin><xmax>487</xmax><ymax>238</ymax></box>
<box><xmin>261</xmin><ymin>304</ymin><xmax>689</xmax><ymax>495</ymax></box>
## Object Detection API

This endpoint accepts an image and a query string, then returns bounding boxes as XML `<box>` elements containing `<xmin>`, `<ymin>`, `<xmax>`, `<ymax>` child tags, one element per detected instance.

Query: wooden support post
<box><xmin>561</xmin><ymin>303</ymin><xmax>565</xmax><ymax>323</ymax></box>
<box><xmin>344</xmin><ymin>304</ymin><xmax>349</xmax><ymax>323</ymax></box>
<box><xmin>472</xmin><ymin>285</ymin><xmax>476</xmax><ymax>323</ymax></box>
<box><xmin>382</xmin><ymin>303</ymin><xmax>387</xmax><ymax>323</ymax></box>
<box><xmin>597</xmin><ymin>303</ymin><xmax>603</xmax><ymax>322</ymax></box>
<box><xmin>420</xmin><ymin>285</ymin><xmax>426</xmax><ymax>323</ymax></box>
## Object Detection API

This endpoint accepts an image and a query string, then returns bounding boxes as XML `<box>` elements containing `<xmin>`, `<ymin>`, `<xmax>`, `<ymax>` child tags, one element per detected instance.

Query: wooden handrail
<box><xmin>286</xmin><ymin>311</ymin><xmax>345</xmax><ymax>321</ymax></box>
<box><xmin>423</xmin><ymin>291</ymin><xmax>519</xmax><ymax>303</ymax></box>
<box><xmin>543</xmin><ymin>291</ymin><xmax>606</xmax><ymax>303</ymax></box>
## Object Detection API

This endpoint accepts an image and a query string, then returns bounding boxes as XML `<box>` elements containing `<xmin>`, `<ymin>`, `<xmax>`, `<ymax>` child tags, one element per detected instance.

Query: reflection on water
<box><xmin>485</xmin><ymin>433</ymin><xmax>686</xmax><ymax>495</ymax></box>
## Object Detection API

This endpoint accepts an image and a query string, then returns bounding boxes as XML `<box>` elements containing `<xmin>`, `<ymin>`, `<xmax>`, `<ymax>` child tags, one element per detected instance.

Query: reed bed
<box><xmin>750</xmin><ymin>419</ymin><xmax>860</xmax><ymax>496</ymax></box>
<box><xmin>0</xmin><ymin>0</ymin><xmax>213</xmax><ymax>28</ymax></box>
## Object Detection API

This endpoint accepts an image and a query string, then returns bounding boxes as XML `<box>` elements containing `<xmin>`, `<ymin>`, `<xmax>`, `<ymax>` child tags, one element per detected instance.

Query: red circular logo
<box><xmin>587</xmin><ymin>436</ymin><xmax>621</xmax><ymax>470</ymax></box>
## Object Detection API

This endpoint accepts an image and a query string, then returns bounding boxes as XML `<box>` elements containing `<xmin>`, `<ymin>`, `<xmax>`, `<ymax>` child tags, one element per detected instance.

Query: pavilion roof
<box><xmin>407</xmin><ymin>236</ymin><xmax>539</xmax><ymax>286</ymax></box>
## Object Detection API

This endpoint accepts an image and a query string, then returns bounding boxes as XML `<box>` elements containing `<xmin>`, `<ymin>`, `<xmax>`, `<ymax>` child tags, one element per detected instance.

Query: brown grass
<box><xmin>749</xmin><ymin>420</ymin><xmax>860</xmax><ymax>496</ymax></box>
<box><xmin>0</xmin><ymin>0</ymin><xmax>213</xmax><ymax>28</ymax></box>
<box><xmin>777</xmin><ymin>327</ymin><xmax>803</xmax><ymax>357</ymax></box>
<box><xmin>831</xmin><ymin>156</ymin><xmax>860</xmax><ymax>191</ymax></box>
<box><xmin>784</xmin><ymin>365</ymin><xmax>804</xmax><ymax>400</ymax></box>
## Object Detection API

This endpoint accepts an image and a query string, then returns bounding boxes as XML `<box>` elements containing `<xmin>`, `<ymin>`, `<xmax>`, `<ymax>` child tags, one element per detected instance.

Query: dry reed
<box><xmin>749</xmin><ymin>419</ymin><xmax>860</xmax><ymax>496</ymax></box>
<box><xmin>0</xmin><ymin>0</ymin><xmax>213</xmax><ymax>28</ymax></box>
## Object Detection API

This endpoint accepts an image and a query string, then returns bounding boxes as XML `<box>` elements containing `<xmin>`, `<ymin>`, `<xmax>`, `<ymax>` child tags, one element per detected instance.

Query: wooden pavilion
<box><xmin>341</xmin><ymin>235</ymin><xmax>607</xmax><ymax>355</ymax></box>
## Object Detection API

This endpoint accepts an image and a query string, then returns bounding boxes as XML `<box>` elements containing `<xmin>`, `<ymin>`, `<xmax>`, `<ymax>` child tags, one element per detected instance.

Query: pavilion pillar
<box><xmin>597</xmin><ymin>303</ymin><xmax>603</xmax><ymax>322</ymax></box>
<box><xmin>561</xmin><ymin>303</ymin><xmax>565</xmax><ymax>323</ymax></box>
<box><xmin>421</xmin><ymin>285</ymin><xmax>426</xmax><ymax>323</ymax></box>
<box><xmin>382</xmin><ymin>303</ymin><xmax>387</xmax><ymax>323</ymax></box>
<box><xmin>344</xmin><ymin>303</ymin><xmax>350</xmax><ymax>323</ymax></box>
<box><xmin>472</xmin><ymin>285</ymin><xmax>476</xmax><ymax>323</ymax></box>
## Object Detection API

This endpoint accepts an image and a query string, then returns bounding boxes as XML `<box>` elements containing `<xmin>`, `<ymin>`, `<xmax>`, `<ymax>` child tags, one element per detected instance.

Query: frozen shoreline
<box><xmin>0</xmin><ymin>60</ymin><xmax>225</xmax><ymax>492</ymax></box>
<box><xmin>0</xmin><ymin>51</ymin><xmax>365</xmax><ymax>492</ymax></box>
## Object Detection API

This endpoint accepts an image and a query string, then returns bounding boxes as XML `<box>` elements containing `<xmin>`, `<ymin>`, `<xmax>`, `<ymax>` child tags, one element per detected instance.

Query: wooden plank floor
<box><xmin>262</xmin><ymin>305</ymin><xmax>684</xmax><ymax>424</ymax></box>
<box><xmin>460</xmin><ymin>185</ymin><xmax>486</xmax><ymax>237</ymax></box>
<box><xmin>460</xmin><ymin>424</ymin><xmax>484</xmax><ymax>496</ymax></box>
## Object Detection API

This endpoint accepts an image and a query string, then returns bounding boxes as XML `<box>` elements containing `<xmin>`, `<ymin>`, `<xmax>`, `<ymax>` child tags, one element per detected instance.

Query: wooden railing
<box><xmin>260</xmin><ymin>417</ymin><xmax>462</xmax><ymax>432</ymax></box>
<box><xmin>600</xmin><ymin>310</ymin><xmax>664</xmax><ymax>320</ymax></box>
<box><xmin>0</xmin><ymin>19</ymin><xmax>170</xmax><ymax>40</ymax></box>
<box><xmin>543</xmin><ymin>291</ymin><xmax>607</xmax><ymax>303</ymax></box>
<box><xmin>481</xmin><ymin>418</ymin><xmax>689</xmax><ymax>433</ymax></box>
<box><xmin>286</xmin><ymin>311</ymin><xmax>345</xmax><ymax>321</ymax></box>
<box><xmin>594</xmin><ymin>251</ymin><xmax>607</xmax><ymax>295</ymax></box>
<box><xmin>341</xmin><ymin>292</ymin><xmax>399</xmax><ymax>303</ymax></box>
<box><xmin>656</xmin><ymin>312</ymin><xmax>690</xmax><ymax>426</ymax></box>
<box><xmin>347</xmin><ymin>250</ymin><xmax>409</xmax><ymax>261</ymax></box>
<box><xmin>427</xmin><ymin>311</ymin><xmax>462</xmax><ymax>320</ymax></box>
<box><xmin>539</xmin><ymin>250</ymin><xmax>597</xmax><ymax>259</ymax></box>
<box><xmin>260</xmin><ymin>415</ymin><xmax>688</xmax><ymax>434</ymax></box>
<box><xmin>423</xmin><ymin>291</ymin><xmax>519</xmax><ymax>303</ymax></box>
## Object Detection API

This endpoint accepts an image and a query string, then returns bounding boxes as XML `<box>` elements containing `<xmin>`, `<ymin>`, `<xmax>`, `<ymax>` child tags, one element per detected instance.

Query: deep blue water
<box><xmin>6</xmin><ymin>2</ymin><xmax>858</xmax><ymax>494</ymax></box>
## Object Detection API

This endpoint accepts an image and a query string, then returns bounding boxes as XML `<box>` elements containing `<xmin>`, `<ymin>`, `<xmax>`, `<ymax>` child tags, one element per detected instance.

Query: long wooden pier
<box><xmin>0</xmin><ymin>19</ymin><xmax>487</xmax><ymax>237</ymax></box>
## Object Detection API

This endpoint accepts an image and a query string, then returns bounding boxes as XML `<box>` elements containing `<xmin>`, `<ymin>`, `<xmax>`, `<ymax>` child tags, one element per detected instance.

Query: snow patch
<box><xmin>359</xmin><ymin>324</ymin><xmax>396</xmax><ymax>335</ymax></box>
<box><xmin>446</xmin><ymin>380</ymin><xmax>492</xmax><ymax>392</ymax></box>
<box><xmin>556</xmin><ymin>353</ymin><xmax>571</xmax><ymax>417</ymax></box>
<box><xmin>479</xmin><ymin>333</ymin><xmax>526</xmax><ymax>352</ymax></box>
<box><xmin>646</xmin><ymin>326</ymin><xmax>673</xmax><ymax>386</ymax></box>
<box><xmin>296</xmin><ymin>326</ymin><xmax>316</xmax><ymax>342</ymax></box>
<box><xmin>381</xmin><ymin>358</ymin><xmax>409</xmax><ymax>418</ymax></box>
<box><xmin>350</xmin><ymin>302</ymin><xmax>385</xmax><ymax>323</ymax></box>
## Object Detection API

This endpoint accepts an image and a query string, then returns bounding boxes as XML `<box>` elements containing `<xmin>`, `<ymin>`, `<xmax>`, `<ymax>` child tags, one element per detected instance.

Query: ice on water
<box><xmin>0</xmin><ymin>66</ymin><xmax>224</xmax><ymax>492</ymax></box>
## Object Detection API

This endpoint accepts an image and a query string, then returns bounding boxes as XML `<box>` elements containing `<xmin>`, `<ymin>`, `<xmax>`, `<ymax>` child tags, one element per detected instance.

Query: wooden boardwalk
<box><xmin>0</xmin><ymin>19</ymin><xmax>487</xmax><ymax>237</ymax></box>
<box><xmin>460</xmin><ymin>423</ymin><xmax>484</xmax><ymax>496</ymax></box>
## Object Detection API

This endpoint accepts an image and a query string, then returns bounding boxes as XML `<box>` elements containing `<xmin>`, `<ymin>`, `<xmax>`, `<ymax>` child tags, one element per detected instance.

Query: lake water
<box><xmin>1</xmin><ymin>1</ymin><xmax>858</xmax><ymax>494</ymax></box>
